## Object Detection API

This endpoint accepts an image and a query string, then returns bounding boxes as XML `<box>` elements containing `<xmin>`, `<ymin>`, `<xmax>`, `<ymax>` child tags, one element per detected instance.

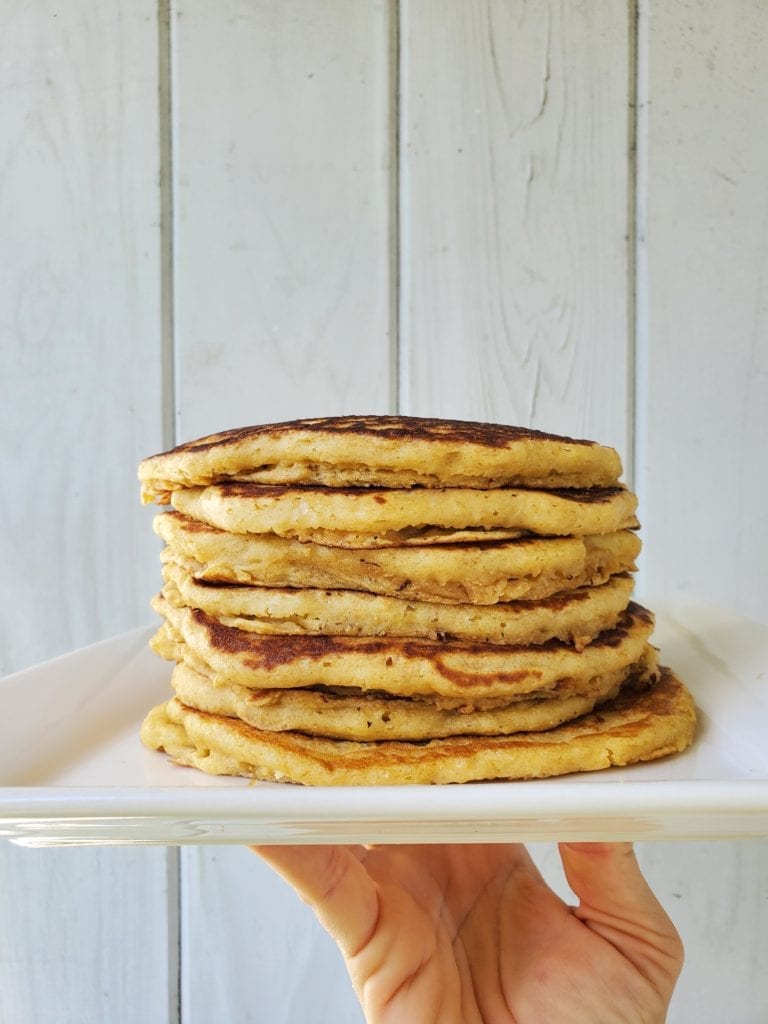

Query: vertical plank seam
<box><xmin>159</xmin><ymin>0</ymin><xmax>177</xmax><ymax>452</ymax></box>
<box><xmin>626</xmin><ymin>0</ymin><xmax>638</xmax><ymax>493</ymax></box>
<box><xmin>391</xmin><ymin>0</ymin><xmax>402</xmax><ymax>415</ymax></box>
<box><xmin>158</xmin><ymin>2</ymin><xmax>181</xmax><ymax>1021</ymax></box>
<box><xmin>166</xmin><ymin>843</ymin><xmax>182</xmax><ymax>1024</ymax></box>
<box><xmin>631</xmin><ymin>0</ymin><xmax>650</xmax><ymax>595</ymax></box>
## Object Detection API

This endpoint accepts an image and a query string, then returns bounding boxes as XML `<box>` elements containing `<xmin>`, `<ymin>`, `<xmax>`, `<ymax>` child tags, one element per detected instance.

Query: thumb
<box><xmin>558</xmin><ymin>842</ymin><xmax>684</xmax><ymax>991</ymax></box>
<box><xmin>250</xmin><ymin>844</ymin><xmax>380</xmax><ymax>959</ymax></box>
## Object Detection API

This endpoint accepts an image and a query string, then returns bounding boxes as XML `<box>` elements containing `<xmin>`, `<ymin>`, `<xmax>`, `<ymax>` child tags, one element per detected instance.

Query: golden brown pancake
<box><xmin>159</xmin><ymin>563</ymin><xmax>635</xmax><ymax>647</ymax></box>
<box><xmin>149</xmin><ymin>596</ymin><xmax>656</xmax><ymax>702</ymax></box>
<box><xmin>138</xmin><ymin>416</ymin><xmax>624</xmax><ymax>502</ymax></box>
<box><xmin>155</xmin><ymin>512</ymin><xmax>641</xmax><ymax>605</ymax></box>
<box><xmin>152</xmin><ymin>620</ymin><xmax>657</xmax><ymax>711</ymax></box>
<box><xmin>169</xmin><ymin>482</ymin><xmax>638</xmax><ymax>541</ymax></box>
<box><xmin>140</xmin><ymin>667</ymin><xmax>696</xmax><ymax>785</ymax></box>
<box><xmin>169</xmin><ymin>651</ymin><xmax>658</xmax><ymax>740</ymax></box>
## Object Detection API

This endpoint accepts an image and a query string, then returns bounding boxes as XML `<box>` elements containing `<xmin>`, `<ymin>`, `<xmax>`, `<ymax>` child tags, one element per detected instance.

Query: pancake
<box><xmin>138</xmin><ymin>416</ymin><xmax>624</xmax><ymax>501</ymax></box>
<box><xmin>140</xmin><ymin>666</ymin><xmax>696</xmax><ymax>785</ymax></box>
<box><xmin>169</xmin><ymin>482</ymin><xmax>639</xmax><ymax>541</ymax></box>
<box><xmin>152</xmin><ymin>620</ymin><xmax>657</xmax><ymax>711</ymax></box>
<box><xmin>149</xmin><ymin>596</ymin><xmax>656</xmax><ymax>701</ymax></box>
<box><xmin>288</xmin><ymin>525</ymin><xmax>532</xmax><ymax>548</ymax></box>
<box><xmin>160</xmin><ymin>563</ymin><xmax>635</xmax><ymax>647</ymax></box>
<box><xmin>155</xmin><ymin>512</ymin><xmax>641</xmax><ymax>605</ymax></box>
<box><xmin>168</xmin><ymin>650</ymin><xmax>658</xmax><ymax>740</ymax></box>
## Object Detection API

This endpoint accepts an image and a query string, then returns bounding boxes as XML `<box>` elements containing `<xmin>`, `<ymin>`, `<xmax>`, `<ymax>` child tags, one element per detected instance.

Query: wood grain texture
<box><xmin>170</xmin><ymin>0</ymin><xmax>395</xmax><ymax>442</ymax></box>
<box><xmin>634</xmin><ymin>7</ymin><xmax>768</xmax><ymax>1011</ymax></box>
<box><xmin>0</xmin><ymin>0</ymin><xmax>165</xmax><ymax>673</ymax></box>
<box><xmin>180</xmin><ymin>847</ymin><xmax>364</xmax><ymax>1024</ymax></box>
<box><xmin>399</xmin><ymin>0</ymin><xmax>633</xmax><ymax>460</ymax></box>
<box><xmin>0</xmin><ymin>5</ymin><xmax>174</xmax><ymax>1024</ymax></box>
<box><xmin>637</xmin><ymin>0</ymin><xmax>768</xmax><ymax>622</ymax></box>
<box><xmin>642</xmin><ymin>840</ymin><xmax>768</xmax><ymax>1023</ymax></box>
<box><xmin>171</xmin><ymin>3</ymin><xmax>393</xmax><ymax>1020</ymax></box>
<box><xmin>0</xmin><ymin>844</ymin><xmax>177</xmax><ymax>1024</ymax></box>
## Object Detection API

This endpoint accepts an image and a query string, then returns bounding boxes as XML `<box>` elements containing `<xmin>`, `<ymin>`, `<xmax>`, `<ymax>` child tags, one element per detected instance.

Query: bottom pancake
<box><xmin>141</xmin><ymin>667</ymin><xmax>696</xmax><ymax>785</ymax></box>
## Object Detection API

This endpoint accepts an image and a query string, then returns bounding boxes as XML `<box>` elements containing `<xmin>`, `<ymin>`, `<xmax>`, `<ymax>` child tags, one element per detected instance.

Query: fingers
<box><xmin>558</xmin><ymin>843</ymin><xmax>684</xmax><ymax>987</ymax></box>
<box><xmin>250</xmin><ymin>844</ymin><xmax>380</xmax><ymax>959</ymax></box>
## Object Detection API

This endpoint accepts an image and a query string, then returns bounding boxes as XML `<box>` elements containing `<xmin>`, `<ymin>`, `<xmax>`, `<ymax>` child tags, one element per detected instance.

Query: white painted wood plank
<box><xmin>0</xmin><ymin>1</ymin><xmax>166</xmax><ymax>672</ymax></box>
<box><xmin>181</xmin><ymin>847</ymin><xmax>364</xmax><ymax>1024</ymax></box>
<box><xmin>400</xmin><ymin>0</ymin><xmax>633</xmax><ymax>460</ymax></box>
<box><xmin>171</xmin><ymin>3</ymin><xmax>392</xmax><ymax>1020</ymax></box>
<box><xmin>643</xmin><ymin>840</ymin><xmax>768</xmax><ymax>1023</ymax></box>
<box><xmin>0</xmin><ymin>845</ymin><xmax>177</xmax><ymax>1024</ymax></box>
<box><xmin>401</xmin><ymin>4</ymin><xmax>768</xmax><ymax>1022</ymax></box>
<box><xmin>638</xmin><ymin>0</ymin><xmax>768</xmax><ymax>623</ymax></box>
<box><xmin>171</xmin><ymin>0</ymin><xmax>395</xmax><ymax>443</ymax></box>
<box><xmin>631</xmin><ymin>4</ymin><xmax>768</xmax><ymax>1017</ymax></box>
<box><xmin>0</xmin><ymin>4</ymin><xmax>174</xmax><ymax>1023</ymax></box>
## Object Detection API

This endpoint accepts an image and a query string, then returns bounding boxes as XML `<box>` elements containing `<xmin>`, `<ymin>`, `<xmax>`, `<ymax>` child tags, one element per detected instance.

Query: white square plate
<box><xmin>1</xmin><ymin>600</ymin><xmax>767</xmax><ymax>846</ymax></box>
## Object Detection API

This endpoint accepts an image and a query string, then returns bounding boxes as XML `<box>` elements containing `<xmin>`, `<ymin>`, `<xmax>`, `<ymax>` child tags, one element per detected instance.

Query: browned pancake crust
<box><xmin>149</xmin><ymin>416</ymin><xmax>598</xmax><ymax>455</ymax></box>
<box><xmin>155</xmin><ymin>511</ymin><xmax>640</xmax><ymax>605</ymax></box>
<box><xmin>169</xmin><ymin>482</ymin><xmax>638</xmax><ymax>539</ymax></box>
<box><xmin>142</xmin><ymin>668</ymin><xmax>696</xmax><ymax>785</ymax></box>
<box><xmin>159</xmin><ymin>562</ymin><xmax>635</xmax><ymax>647</ymax></box>
<box><xmin>139</xmin><ymin>416</ymin><xmax>623</xmax><ymax>501</ymax></box>
<box><xmin>169</xmin><ymin>651</ymin><xmax>659</xmax><ymax>740</ymax></box>
<box><xmin>150</xmin><ymin>597</ymin><xmax>654</xmax><ymax>701</ymax></box>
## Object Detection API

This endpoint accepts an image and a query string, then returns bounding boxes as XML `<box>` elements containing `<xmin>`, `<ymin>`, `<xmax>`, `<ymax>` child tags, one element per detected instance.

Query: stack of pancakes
<box><xmin>139</xmin><ymin>416</ymin><xmax>696</xmax><ymax>785</ymax></box>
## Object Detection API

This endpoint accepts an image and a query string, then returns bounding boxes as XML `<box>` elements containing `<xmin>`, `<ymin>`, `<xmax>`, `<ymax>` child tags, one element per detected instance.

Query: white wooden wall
<box><xmin>1</xmin><ymin>2</ymin><xmax>766</xmax><ymax>1021</ymax></box>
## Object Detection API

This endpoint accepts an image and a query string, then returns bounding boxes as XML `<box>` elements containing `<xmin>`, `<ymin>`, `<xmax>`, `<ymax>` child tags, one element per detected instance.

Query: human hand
<box><xmin>251</xmin><ymin>841</ymin><xmax>683</xmax><ymax>1024</ymax></box>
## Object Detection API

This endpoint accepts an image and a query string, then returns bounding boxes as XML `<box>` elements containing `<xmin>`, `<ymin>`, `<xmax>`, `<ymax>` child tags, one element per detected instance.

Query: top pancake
<box><xmin>139</xmin><ymin>416</ymin><xmax>623</xmax><ymax>502</ymax></box>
